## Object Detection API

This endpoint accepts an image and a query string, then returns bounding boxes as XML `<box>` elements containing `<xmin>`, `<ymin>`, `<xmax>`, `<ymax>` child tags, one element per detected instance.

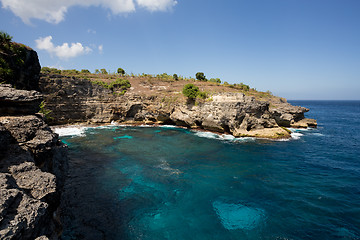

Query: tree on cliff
<box><xmin>182</xmin><ymin>83</ymin><xmax>199</xmax><ymax>100</ymax></box>
<box><xmin>117</xmin><ymin>68</ymin><xmax>125</xmax><ymax>75</ymax></box>
<box><xmin>196</xmin><ymin>72</ymin><xmax>206</xmax><ymax>81</ymax></box>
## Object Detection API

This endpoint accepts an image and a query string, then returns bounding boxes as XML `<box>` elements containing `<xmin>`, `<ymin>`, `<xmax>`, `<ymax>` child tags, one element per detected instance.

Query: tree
<box><xmin>182</xmin><ymin>83</ymin><xmax>199</xmax><ymax>99</ymax></box>
<box><xmin>173</xmin><ymin>74</ymin><xmax>178</xmax><ymax>81</ymax></box>
<box><xmin>100</xmin><ymin>68</ymin><xmax>108</xmax><ymax>74</ymax></box>
<box><xmin>195</xmin><ymin>72</ymin><xmax>206</xmax><ymax>81</ymax></box>
<box><xmin>95</xmin><ymin>69</ymin><xmax>100</xmax><ymax>74</ymax></box>
<box><xmin>117</xmin><ymin>68</ymin><xmax>125</xmax><ymax>75</ymax></box>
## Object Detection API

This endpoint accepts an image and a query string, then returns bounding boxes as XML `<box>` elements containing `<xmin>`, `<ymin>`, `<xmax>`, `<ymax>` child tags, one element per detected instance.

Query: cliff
<box><xmin>0</xmin><ymin>84</ymin><xmax>68</xmax><ymax>239</ymax></box>
<box><xmin>39</xmin><ymin>74</ymin><xmax>316</xmax><ymax>139</ymax></box>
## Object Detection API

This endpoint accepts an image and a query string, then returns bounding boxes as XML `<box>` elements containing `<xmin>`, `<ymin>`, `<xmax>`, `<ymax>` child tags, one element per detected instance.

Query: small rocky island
<box><xmin>0</xmin><ymin>34</ymin><xmax>316</xmax><ymax>239</ymax></box>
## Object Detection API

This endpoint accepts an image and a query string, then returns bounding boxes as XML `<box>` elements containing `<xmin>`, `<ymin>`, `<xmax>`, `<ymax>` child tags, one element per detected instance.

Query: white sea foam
<box><xmin>193</xmin><ymin>131</ymin><xmax>256</xmax><ymax>143</ymax></box>
<box><xmin>194</xmin><ymin>131</ymin><xmax>219</xmax><ymax>139</ymax></box>
<box><xmin>160</xmin><ymin>125</ymin><xmax>177</xmax><ymax>128</ymax></box>
<box><xmin>291</xmin><ymin>132</ymin><xmax>304</xmax><ymax>140</ymax></box>
<box><xmin>53</xmin><ymin>126</ymin><xmax>88</xmax><ymax>137</ymax></box>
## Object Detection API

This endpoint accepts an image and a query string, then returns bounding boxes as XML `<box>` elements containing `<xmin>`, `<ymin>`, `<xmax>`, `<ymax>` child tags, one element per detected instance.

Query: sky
<box><xmin>1</xmin><ymin>0</ymin><xmax>360</xmax><ymax>100</ymax></box>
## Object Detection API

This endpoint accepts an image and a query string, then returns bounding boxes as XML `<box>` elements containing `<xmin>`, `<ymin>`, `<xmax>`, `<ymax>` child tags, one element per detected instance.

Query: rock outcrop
<box><xmin>0</xmin><ymin>84</ymin><xmax>43</xmax><ymax>116</ymax></box>
<box><xmin>0</xmin><ymin>85</ymin><xmax>68</xmax><ymax>239</ymax></box>
<box><xmin>0</xmin><ymin>42</ymin><xmax>41</xmax><ymax>91</ymax></box>
<box><xmin>40</xmin><ymin>75</ymin><xmax>316</xmax><ymax>139</ymax></box>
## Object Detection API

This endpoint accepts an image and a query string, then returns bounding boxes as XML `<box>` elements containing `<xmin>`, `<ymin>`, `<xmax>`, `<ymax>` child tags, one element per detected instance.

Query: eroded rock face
<box><xmin>39</xmin><ymin>74</ymin><xmax>316</xmax><ymax>139</ymax></box>
<box><xmin>0</xmin><ymin>84</ymin><xmax>43</xmax><ymax>116</ymax></box>
<box><xmin>0</xmin><ymin>108</ymin><xmax>68</xmax><ymax>239</ymax></box>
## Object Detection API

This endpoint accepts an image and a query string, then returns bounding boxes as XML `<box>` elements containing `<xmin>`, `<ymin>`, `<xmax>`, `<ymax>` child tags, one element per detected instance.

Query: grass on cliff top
<box><xmin>40</xmin><ymin>67</ymin><xmax>286</xmax><ymax>105</ymax></box>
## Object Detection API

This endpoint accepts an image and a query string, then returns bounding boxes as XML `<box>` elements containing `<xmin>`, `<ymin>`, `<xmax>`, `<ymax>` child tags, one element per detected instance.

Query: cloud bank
<box><xmin>1</xmin><ymin>0</ymin><xmax>177</xmax><ymax>24</ymax></box>
<box><xmin>35</xmin><ymin>36</ymin><xmax>92</xmax><ymax>59</ymax></box>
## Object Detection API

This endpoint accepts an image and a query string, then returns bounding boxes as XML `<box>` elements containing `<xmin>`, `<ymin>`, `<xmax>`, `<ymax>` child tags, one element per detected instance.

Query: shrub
<box><xmin>41</xmin><ymin>67</ymin><xmax>61</xmax><ymax>74</ymax></box>
<box><xmin>197</xmin><ymin>91</ymin><xmax>207</xmax><ymax>99</ymax></box>
<box><xmin>117</xmin><ymin>68</ymin><xmax>125</xmax><ymax>75</ymax></box>
<box><xmin>81</xmin><ymin>69</ymin><xmax>90</xmax><ymax>74</ymax></box>
<box><xmin>38</xmin><ymin>100</ymin><xmax>53</xmax><ymax>121</ymax></box>
<box><xmin>92</xmin><ymin>78</ymin><xmax>131</xmax><ymax>94</ymax></box>
<box><xmin>182</xmin><ymin>83</ymin><xmax>199</xmax><ymax>99</ymax></box>
<box><xmin>100</xmin><ymin>68</ymin><xmax>108</xmax><ymax>74</ymax></box>
<box><xmin>195</xmin><ymin>72</ymin><xmax>206</xmax><ymax>81</ymax></box>
<box><xmin>209</xmin><ymin>78</ymin><xmax>221</xmax><ymax>84</ymax></box>
<box><xmin>62</xmin><ymin>69</ymin><xmax>79</xmax><ymax>75</ymax></box>
<box><xmin>173</xmin><ymin>74</ymin><xmax>178</xmax><ymax>81</ymax></box>
<box><xmin>95</xmin><ymin>69</ymin><xmax>100</xmax><ymax>74</ymax></box>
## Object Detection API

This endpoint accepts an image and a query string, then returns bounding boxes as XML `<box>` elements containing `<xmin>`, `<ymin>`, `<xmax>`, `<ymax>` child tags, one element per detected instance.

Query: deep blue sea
<box><xmin>58</xmin><ymin>101</ymin><xmax>360</xmax><ymax>240</ymax></box>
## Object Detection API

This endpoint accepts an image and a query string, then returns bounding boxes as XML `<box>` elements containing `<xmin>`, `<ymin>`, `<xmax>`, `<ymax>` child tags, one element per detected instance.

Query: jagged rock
<box><xmin>9</xmin><ymin>162</ymin><xmax>56</xmax><ymax>200</ymax></box>
<box><xmin>0</xmin><ymin>87</ymin><xmax>68</xmax><ymax>239</ymax></box>
<box><xmin>270</xmin><ymin>102</ymin><xmax>317</xmax><ymax>128</ymax></box>
<box><xmin>0</xmin><ymin>84</ymin><xmax>43</xmax><ymax>116</ymax></box>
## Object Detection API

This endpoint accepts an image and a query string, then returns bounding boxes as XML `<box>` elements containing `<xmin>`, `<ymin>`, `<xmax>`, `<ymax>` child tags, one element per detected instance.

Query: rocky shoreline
<box><xmin>1</xmin><ymin>42</ymin><xmax>316</xmax><ymax>239</ymax></box>
<box><xmin>40</xmin><ymin>74</ymin><xmax>316</xmax><ymax>140</ymax></box>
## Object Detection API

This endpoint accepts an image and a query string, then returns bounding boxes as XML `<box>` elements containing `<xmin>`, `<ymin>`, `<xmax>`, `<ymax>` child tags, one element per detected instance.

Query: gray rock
<box><xmin>0</xmin><ymin>84</ymin><xmax>43</xmax><ymax>116</ymax></box>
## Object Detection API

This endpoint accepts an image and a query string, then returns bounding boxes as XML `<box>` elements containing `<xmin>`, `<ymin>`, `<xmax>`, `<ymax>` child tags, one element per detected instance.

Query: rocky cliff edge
<box><xmin>40</xmin><ymin>74</ymin><xmax>317</xmax><ymax>139</ymax></box>
<box><xmin>0</xmin><ymin>84</ymin><xmax>68</xmax><ymax>240</ymax></box>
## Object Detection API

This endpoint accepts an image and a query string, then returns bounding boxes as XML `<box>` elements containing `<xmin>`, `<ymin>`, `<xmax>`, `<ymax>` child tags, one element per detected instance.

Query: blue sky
<box><xmin>1</xmin><ymin>0</ymin><xmax>359</xmax><ymax>100</ymax></box>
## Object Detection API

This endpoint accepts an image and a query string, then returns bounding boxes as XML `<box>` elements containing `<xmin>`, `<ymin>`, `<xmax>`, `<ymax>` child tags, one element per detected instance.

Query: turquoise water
<box><xmin>60</xmin><ymin>101</ymin><xmax>360</xmax><ymax>240</ymax></box>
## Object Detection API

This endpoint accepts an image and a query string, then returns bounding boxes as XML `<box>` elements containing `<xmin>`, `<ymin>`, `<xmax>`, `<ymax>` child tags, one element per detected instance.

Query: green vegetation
<box><xmin>81</xmin><ymin>69</ymin><xmax>91</xmax><ymax>74</ymax></box>
<box><xmin>196</xmin><ymin>72</ymin><xmax>206</xmax><ymax>81</ymax></box>
<box><xmin>41</xmin><ymin>67</ymin><xmax>61</xmax><ymax>74</ymax></box>
<box><xmin>209</xmin><ymin>78</ymin><xmax>221</xmax><ymax>84</ymax></box>
<box><xmin>117</xmin><ymin>68</ymin><xmax>125</xmax><ymax>75</ymax></box>
<box><xmin>182</xmin><ymin>83</ymin><xmax>199</xmax><ymax>99</ymax></box>
<box><xmin>173</xmin><ymin>74</ymin><xmax>178</xmax><ymax>81</ymax></box>
<box><xmin>100</xmin><ymin>68</ymin><xmax>108</xmax><ymax>74</ymax></box>
<box><xmin>38</xmin><ymin>100</ymin><xmax>53</xmax><ymax>121</ymax></box>
<box><xmin>0</xmin><ymin>31</ymin><xmax>28</xmax><ymax>86</ymax></box>
<box><xmin>62</xmin><ymin>69</ymin><xmax>79</xmax><ymax>75</ymax></box>
<box><xmin>92</xmin><ymin>78</ymin><xmax>131</xmax><ymax>95</ymax></box>
<box><xmin>197</xmin><ymin>91</ymin><xmax>207</xmax><ymax>99</ymax></box>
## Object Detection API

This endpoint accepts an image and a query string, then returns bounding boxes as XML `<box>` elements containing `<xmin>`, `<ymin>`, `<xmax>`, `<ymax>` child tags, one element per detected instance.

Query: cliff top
<box><xmin>40</xmin><ymin>68</ymin><xmax>287</xmax><ymax>108</ymax></box>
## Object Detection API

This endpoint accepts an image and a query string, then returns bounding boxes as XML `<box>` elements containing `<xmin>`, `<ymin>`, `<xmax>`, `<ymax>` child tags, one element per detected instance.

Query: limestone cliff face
<box><xmin>0</xmin><ymin>43</ymin><xmax>41</xmax><ymax>91</ymax></box>
<box><xmin>0</xmin><ymin>85</ymin><xmax>68</xmax><ymax>240</ymax></box>
<box><xmin>40</xmin><ymin>75</ymin><xmax>316</xmax><ymax>139</ymax></box>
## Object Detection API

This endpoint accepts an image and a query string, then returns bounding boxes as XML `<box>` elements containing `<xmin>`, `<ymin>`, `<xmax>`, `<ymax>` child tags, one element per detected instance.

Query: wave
<box><xmin>53</xmin><ymin>126</ymin><xmax>88</xmax><ymax>137</ymax></box>
<box><xmin>193</xmin><ymin>131</ymin><xmax>256</xmax><ymax>143</ymax></box>
<box><xmin>291</xmin><ymin>132</ymin><xmax>304</xmax><ymax>140</ymax></box>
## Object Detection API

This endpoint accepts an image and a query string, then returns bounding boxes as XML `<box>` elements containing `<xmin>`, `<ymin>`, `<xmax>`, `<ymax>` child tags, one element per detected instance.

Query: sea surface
<box><xmin>58</xmin><ymin>101</ymin><xmax>360</xmax><ymax>240</ymax></box>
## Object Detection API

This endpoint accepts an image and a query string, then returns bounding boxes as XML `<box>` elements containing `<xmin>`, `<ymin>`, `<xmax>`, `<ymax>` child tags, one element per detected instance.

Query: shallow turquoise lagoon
<box><xmin>59</xmin><ymin>101</ymin><xmax>360</xmax><ymax>240</ymax></box>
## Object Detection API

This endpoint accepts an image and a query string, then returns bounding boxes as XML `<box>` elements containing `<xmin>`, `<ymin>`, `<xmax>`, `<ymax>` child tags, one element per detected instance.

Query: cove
<box><xmin>58</xmin><ymin>101</ymin><xmax>360</xmax><ymax>240</ymax></box>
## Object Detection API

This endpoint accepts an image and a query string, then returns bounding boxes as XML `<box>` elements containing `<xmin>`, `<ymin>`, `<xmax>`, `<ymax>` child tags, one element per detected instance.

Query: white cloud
<box><xmin>35</xmin><ymin>36</ymin><xmax>92</xmax><ymax>59</ymax></box>
<box><xmin>0</xmin><ymin>0</ymin><xmax>177</xmax><ymax>24</ymax></box>
<box><xmin>136</xmin><ymin>0</ymin><xmax>177</xmax><ymax>12</ymax></box>
<box><xmin>98</xmin><ymin>45</ymin><xmax>103</xmax><ymax>54</ymax></box>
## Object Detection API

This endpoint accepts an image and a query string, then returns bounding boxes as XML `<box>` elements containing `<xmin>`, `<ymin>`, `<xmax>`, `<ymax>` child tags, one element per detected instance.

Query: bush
<box><xmin>197</xmin><ymin>91</ymin><xmax>207</xmax><ymax>99</ymax></box>
<box><xmin>173</xmin><ymin>74</ymin><xmax>178</xmax><ymax>81</ymax></box>
<box><xmin>209</xmin><ymin>78</ymin><xmax>221</xmax><ymax>84</ymax></box>
<box><xmin>92</xmin><ymin>78</ymin><xmax>131</xmax><ymax>94</ymax></box>
<box><xmin>117</xmin><ymin>68</ymin><xmax>125</xmax><ymax>75</ymax></box>
<box><xmin>182</xmin><ymin>83</ymin><xmax>199</xmax><ymax>99</ymax></box>
<box><xmin>41</xmin><ymin>67</ymin><xmax>61</xmax><ymax>74</ymax></box>
<box><xmin>81</xmin><ymin>69</ymin><xmax>90</xmax><ymax>74</ymax></box>
<box><xmin>195</xmin><ymin>72</ymin><xmax>206</xmax><ymax>81</ymax></box>
<box><xmin>62</xmin><ymin>69</ymin><xmax>79</xmax><ymax>75</ymax></box>
<box><xmin>100</xmin><ymin>68</ymin><xmax>108</xmax><ymax>74</ymax></box>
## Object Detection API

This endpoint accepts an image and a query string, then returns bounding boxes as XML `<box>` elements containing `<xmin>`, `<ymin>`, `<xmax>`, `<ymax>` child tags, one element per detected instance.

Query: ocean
<box><xmin>58</xmin><ymin>101</ymin><xmax>360</xmax><ymax>240</ymax></box>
